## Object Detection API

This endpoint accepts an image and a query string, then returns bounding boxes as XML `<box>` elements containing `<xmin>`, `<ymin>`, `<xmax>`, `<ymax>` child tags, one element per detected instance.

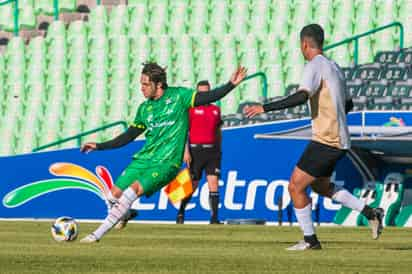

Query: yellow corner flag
<box><xmin>164</xmin><ymin>168</ymin><xmax>193</xmax><ymax>204</ymax></box>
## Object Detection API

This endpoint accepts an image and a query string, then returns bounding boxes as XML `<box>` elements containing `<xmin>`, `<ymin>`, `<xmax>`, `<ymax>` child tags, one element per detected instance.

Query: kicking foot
<box><xmin>286</xmin><ymin>240</ymin><xmax>322</xmax><ymax>251</ymax></box>
<box><xmin>115</xmin><ymin>209</ymin><xmax>138</xmax><ymax>230</ymax></box>
<box><xmin>368</xmin><ymin>207</ymin><xmax>384</xmax><ymax>240</ymax></box>
<box><xmin>176</xmin><ymin>214</ymin><xmax>184</xmax><ymax>224</ymax></box>
<box><xmin>80</xmin><ymin>233</ymin><xmax>99</xmax><ymax>243</ymax></box>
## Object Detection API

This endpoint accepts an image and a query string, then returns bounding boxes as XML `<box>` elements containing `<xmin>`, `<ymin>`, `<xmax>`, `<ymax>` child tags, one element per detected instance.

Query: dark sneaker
<box><xmin>368</xmin><ymin>207</ymin><xmax>384</xmax><ymax>240</ymax></box>
<box><xmin>286</xmin><ymin>240</ymin><xmax>322</xmax><ymax>251</ymax></box>
<box><xmin>115</xmin><ymin>209</ymin><xmax>138</xmax><ymax>230</ymax></box>
<box><xmin>209</xmin><ymin>219</ymin><xmax>222</xmax><ymax>225</ymax></box>
<box><xmin>176</xmin><ymin>214</ymin><xmax>184</xmax><ymax>224</ymax></box>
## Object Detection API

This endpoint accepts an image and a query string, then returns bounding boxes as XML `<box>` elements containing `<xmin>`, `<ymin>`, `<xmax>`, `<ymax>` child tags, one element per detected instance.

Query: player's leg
<box><xmin>286</xmin><ymin>166</ymin><xmax>321</xmax><ymax>250</ymax></box>
<box><xmin>81</xmin><ymin>181</ymin><xmax>144</xmax><ymax>243</ymax></box>
<box><xmin>311</xmin><ymin>178</ymin><xmax>384</xmax><ymax>239</ymax></box>
<box><xmin>177</xmin><ymin>147</ymin><xmax>203</xmax><ymax>224</ymax></box>
<box><xmin>206</xmin><ymin>175</ymin><xmax>220</xmax><ymax>224</ymax></box>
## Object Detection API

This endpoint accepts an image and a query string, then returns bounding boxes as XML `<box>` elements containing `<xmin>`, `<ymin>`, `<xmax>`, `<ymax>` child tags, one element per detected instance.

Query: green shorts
<box><xmin>115</xmin><ymin>160</ymin><xmax>180</xmax><ymax>197</ymax></box>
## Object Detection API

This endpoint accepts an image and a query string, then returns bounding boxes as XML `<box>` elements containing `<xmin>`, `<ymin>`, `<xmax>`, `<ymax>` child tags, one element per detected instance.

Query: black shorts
<box><xmin>297</xmin><ymin>141</ymin><xmax>346</xmax><ymax>178</ymax></box>
<box><xmin>189</xmin><ymin>145</ymin><xmax>221</xmax><ymax>181</ymax></box>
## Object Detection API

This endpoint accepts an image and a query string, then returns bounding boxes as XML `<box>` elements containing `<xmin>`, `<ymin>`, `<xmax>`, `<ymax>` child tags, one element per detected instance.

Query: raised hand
<box><xmin>244</xmin><ymin>104</ymin><xmax>264</xmax><ymax>118</ymax></box>
<box><xmin>230</xmin><ymin>66</ymin><xmax>248</xmax><ymax>86</ymax></box>
<box><xmin>80</xmin><ymin>142</ymin><xmax>98</xmax><ymax>153</ymax></box>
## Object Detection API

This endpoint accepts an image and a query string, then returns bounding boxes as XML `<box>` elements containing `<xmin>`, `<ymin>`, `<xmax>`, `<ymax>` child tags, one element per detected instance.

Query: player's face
<box><xmin>140</xmin><ymin>74</ymin><xmax>156</xmax><ymax>99</ymax></box>
<box><xmin>197</xmin><ymin>84</ymin><xmax>210</xmax><ymax>93</ymax></box>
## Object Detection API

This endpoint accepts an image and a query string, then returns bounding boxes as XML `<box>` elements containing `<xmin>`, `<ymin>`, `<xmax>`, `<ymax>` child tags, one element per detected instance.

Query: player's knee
<box><xmin>288</xmin><ymin>181</ymin><xmax>299</xmax><ymax>195</ymax></box>
<box><xmin>130</xmin><ymin>182</ymin><xmax>144</xmax><ymax>196</ymax></box>
<box><xmin>111</xmin><ymin>186</ymin><xmax>123</xmax><ymax>199</ymax></box>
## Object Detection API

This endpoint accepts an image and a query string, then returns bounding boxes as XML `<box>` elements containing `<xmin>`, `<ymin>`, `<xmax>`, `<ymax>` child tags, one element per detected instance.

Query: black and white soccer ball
<box><xmin>51</xmin><ymin>216</ymin><xmax>79</xmax><ymax>242</ymax></box>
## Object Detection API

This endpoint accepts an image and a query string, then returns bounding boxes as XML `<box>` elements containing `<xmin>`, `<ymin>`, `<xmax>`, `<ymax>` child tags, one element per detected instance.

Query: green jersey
<box><xmin>130</xmin><ymin>86</ymin><xmax>196</xmax><ymax>166</ymax></box>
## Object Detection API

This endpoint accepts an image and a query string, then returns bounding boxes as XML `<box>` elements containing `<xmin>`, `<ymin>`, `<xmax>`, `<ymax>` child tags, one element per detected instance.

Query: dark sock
<box><xmin>361</xmin><ymin>205</ymin><xmax>375</xmax><ymax>220</ymax></box>
<box><xmin>304</xmin><ymin>234</ymin><xmax>319</xmax><ymax>246</ymax></box>
<box><xmin>178</xmin><ymin>195</ymin><xmax>192</xmax><ymax>215</ymax></box>
<box><xmin>209</xmin><ymin>191</ymin><xmax>219</xmax><ymax>220</ymax></box>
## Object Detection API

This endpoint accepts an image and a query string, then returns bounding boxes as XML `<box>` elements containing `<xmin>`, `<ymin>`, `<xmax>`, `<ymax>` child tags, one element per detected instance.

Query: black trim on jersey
<box><xmin>263</xmin><ymin>90</ymin><xmax>309</xmax><ymax>112</ymax></box>
<box><xmin>96</xmin><ymin>126</ymin><xmax>144</xmax><ymax>150</ymax></box>
<box><xmin>193</xmin><ymin>82</ymin><xmax>236</xmax><ymax>106</ymax></box>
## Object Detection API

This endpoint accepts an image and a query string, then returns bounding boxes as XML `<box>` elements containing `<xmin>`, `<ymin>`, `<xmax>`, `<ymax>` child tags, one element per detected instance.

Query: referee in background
<box><xmin>177</xmin><ymin>80</ymin><xmax>223</xmax><ymax>224</ymax></box>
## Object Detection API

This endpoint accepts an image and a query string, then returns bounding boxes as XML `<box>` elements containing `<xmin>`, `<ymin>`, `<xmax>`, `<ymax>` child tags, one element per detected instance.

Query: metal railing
<box><xmin>32</xmin><ymin>121</ymin><xmax>128</xmax><ymax>152</ymax></box>
<box><xmin>324</xmin><ymin>22</ymin><xmax>404</xmax><ymax>66</ymax></box>
<box><xmin>242</xmin><ymin>71</ymin><xmax>268</xmax><ymax>99</ymax></box>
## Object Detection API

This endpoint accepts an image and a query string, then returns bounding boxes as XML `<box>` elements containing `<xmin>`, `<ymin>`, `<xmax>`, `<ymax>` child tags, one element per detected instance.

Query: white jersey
<box><xmin>298</xmin><ymin>54</ymin><xmax>350</xmax><ymax>149</ymax></box>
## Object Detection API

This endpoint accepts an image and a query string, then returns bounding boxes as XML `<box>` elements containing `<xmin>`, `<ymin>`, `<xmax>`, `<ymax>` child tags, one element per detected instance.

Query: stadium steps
<box><xmin>0</xmin><ymin>1</ymin><xmax>410</xmax><ymax>155</ymax></box>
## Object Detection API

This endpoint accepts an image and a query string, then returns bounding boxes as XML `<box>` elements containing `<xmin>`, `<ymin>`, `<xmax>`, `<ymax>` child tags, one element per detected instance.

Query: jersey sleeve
<box><xmin>298</xmin><ymin>62</ymin><xmax>322</xmax><ymax>97</ymax></box>
<box><xmin>130</xmin><ymin>104</ymin><xmax>147</xmax><ymax>130</ymax></box>
<box><xmin>179</xmin><ymin>87</ymin><xmax>197</xmax><ymax>109</ymax></box>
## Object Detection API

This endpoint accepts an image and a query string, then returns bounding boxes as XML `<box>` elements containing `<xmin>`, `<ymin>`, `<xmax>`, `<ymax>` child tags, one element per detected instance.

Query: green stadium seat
<box><xmin>268</xmin><ymin>1</ymin><xmax>290</xmax><ymax>39</ymax></box>
<box><xmin>312</xmin><ymin>0</ymin><xmax>333</xmax><ymax>36</ymax></box>
<box><xmin>128</xmin><ymin>0</ymin><xmax>148</xmax><ymax>8</ymax></box>
<box><xmin>188</xmin><ymin>0</ymin><xmax>208</xmax><ymax>34</ymax></box>
<box><xmin>374</xmin><ymin>51</ymin><xmax>400</xmax><ymax>65</ymax></box>
<box><xmin>147</xmin><ymin>0</ymin><xmax>168</xmax><ymax>34</ymax></box>
<box><xmin>18</xmin><ymin>3</ymin><xmax>36</xmax><ymax>30</ymax></box>
<box><xmin>168</xmin><ymin>0</ymin><xmax>188</xmax><ymax>35</ymax></box>
<box><xmin>88</xmin><ymin>5</ymin><xmax>107</xmax><ymax>39</ymax></box>
<box><xmin>229</xmin><ymin>0</ymin><xmax>249</xmax><ymax>35</ymax></box>
<box><xmin>108</xmin><ymin>4</ymin><xmax>129</xmax><ymax>37</ymax></box>
<box><xmin>46</xmin><ymin>20</ymin><xmax>66</xmax><ymax>40</ymax></box>
<box><xmin>151</xmin><ymin>35</ymin><xmax>172</xmax><ymax>69</ymax></box>
<box><xmin>18</xmin><ymin>0</ymin><xmax>34</xmax><ymax>10</ymax></box>
<box><xmin>35</xmin><ymin>0</ymin><xmax>55</xmax><ymax>16</ymax></box>
<box><xmin>249</xmin><ymin>0</ymin><xmax>270</xmax><ymax>34</ymax></box>
<box><xmin>128</xmin><ymin>4</ymin><xmax>146</xmax><ymax>36</ymax></box>
<box><xmin>59</xmin><ymin>0</ymin><xmax>76</xmax><ymax>12</ymax></box>
<box><xmin>0</xmin><ymin>3</ymin><xmax>15</xmax><ymax>32</ymax></box>
<box><xmin>67</xmin><ymin>20</ymin><xmax>87</xmax><ymax>43</ymax></box>
<box><xmin>209</xmin><ymin>0</ymin><xmax>229</xmax><ymax>34</ymax></box>
<box><xmin>382</xmin><ymin>66</ymin><xmax>406</xmax><ymax>82</ymax></box>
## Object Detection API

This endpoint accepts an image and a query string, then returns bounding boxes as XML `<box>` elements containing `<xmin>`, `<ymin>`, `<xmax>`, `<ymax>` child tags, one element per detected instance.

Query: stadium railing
<box><xmin>323</xmin><ymin>22</ymin><xmax>404</xmax><ymax>65</ymax></box>
<box><xmin>32</xmin><ymin>120</ymin><xmax>128</xmax><ymax>152</ymax></box>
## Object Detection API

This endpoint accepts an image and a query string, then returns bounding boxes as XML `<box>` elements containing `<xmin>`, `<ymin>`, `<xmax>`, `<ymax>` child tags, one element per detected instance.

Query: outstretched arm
<box><xmin>193</xmin><ymin>67</ymin><xmax>247</xmax><ymax>106</ymax></box>
<box><xmin>244</xmin><ymin>90</ymin><xmax>309</xmax><ymax>118</ymax></box>
<box><xmin>81</xmin><ymin>126</ymin><xmax>145</xmax><ymax>153</ymax></box>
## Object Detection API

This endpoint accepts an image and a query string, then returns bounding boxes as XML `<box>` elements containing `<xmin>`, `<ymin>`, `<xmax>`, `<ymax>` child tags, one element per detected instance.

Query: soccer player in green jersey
<box><xmin>80</xmin><ymin>63</ymin><xmax>247</xmax><ymax>243</ymax></box>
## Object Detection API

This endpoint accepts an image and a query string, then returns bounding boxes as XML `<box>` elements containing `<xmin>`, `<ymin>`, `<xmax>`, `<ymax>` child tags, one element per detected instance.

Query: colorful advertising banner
<box><xmin>1</xmin><ymin>112</ymin><xmax>411</xmax><ymax>223</ymax></box>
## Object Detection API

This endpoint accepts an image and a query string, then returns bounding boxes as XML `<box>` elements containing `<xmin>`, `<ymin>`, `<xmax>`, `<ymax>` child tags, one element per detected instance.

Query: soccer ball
<box><xmin>51</xmin><ymin>216</ymin><xmax>79</xmax><ymax>242</ymax></box>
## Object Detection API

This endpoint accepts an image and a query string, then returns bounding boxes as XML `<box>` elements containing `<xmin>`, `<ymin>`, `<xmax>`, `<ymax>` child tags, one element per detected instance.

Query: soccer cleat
<box><xmin>80</xmin><ymin>233</ymin><xmax>99</xmax><ymax>243</ymax></box>
<box><xmin>286</xmin><ymin>240</ymin><xmax>322</xmax><ymax>251</ymax></box>
<box><xmin>115</xmin><ymin>209</ymin><xmax>138</xmax><ymax>230</ymax></box>
<box><xmin>209</xmin><ymin>218</ymin><xmax>222</xmax><ymax>225</ymax></box>
<box><xmin>176</xmin><ymin>214</ymin><xmax>184</xmax><ymax>224</ymax></box>
<box><xmin>368</xmin><ymin>207</ymin><xmax>384</xmax><ymax>240</ymax></box>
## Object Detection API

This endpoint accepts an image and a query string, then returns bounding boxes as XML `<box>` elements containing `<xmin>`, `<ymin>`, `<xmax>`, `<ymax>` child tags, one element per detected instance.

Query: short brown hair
<box><xmin>141</xmin><ymin>62</ymin><xmax>168</xmax><ymax>89</ymax></box>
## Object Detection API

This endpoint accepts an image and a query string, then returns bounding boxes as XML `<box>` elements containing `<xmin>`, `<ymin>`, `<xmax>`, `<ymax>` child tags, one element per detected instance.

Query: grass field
<box><xmin>0</xmin><ymin>221</ymin><xmax>411</xmax><ymax>274</ymax></box>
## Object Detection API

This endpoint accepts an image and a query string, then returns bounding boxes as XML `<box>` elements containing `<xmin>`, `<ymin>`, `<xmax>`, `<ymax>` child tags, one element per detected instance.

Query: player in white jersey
<box><xmin>245</xmin><ymin>24</ymin><xmax>384</xmax><ymax>251</ymax></box>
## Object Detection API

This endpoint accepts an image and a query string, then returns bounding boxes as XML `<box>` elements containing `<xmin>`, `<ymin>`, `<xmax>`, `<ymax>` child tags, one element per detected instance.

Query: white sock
<box><xmin>332</xmin><ymin>186</ymin><xmax>365</xmax><ymax>212</ymax></box>
<box><xmin>93</xmin><ymin>188</ymin><xmax>138</xmax><ymax>239</ymax></box>
<box><xmin>294</xmin><ymin>203</ymin><xmax>315</xmax><ymax>236</ymax></box>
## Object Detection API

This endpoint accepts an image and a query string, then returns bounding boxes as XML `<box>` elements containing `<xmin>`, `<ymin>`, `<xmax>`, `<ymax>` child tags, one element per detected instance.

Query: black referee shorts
<box><xmin>297</xmin><ymin>140</ymin><xmax>346</xmax><ymax>178</ymax></box>
<box><xmin>189</xmin><ymin>145</ymin><xmax>221</xmax><ymax>181</ymax></box>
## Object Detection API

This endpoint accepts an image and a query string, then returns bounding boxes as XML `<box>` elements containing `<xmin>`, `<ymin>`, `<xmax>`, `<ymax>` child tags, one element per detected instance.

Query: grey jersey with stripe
<box><xmin>298</xmin><ymin>54</ymin><xmax>351</xmax><ymax>149</ymax></box>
